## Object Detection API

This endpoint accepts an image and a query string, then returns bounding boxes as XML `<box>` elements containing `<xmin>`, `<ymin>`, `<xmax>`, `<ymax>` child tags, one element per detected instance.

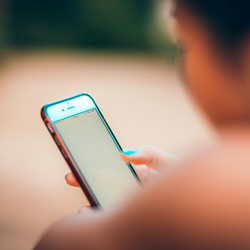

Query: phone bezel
<box><xmin>41</xmin><ymin>93</ymin><xmax>139</xmax><ymax>208</ymax></box>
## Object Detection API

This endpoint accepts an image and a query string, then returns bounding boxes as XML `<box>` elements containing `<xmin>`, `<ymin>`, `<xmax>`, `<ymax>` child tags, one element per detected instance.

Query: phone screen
<box><xmin>54</xmin><ymin>108</ymin><xmax>139</xmax><ymax>209</ymax></box>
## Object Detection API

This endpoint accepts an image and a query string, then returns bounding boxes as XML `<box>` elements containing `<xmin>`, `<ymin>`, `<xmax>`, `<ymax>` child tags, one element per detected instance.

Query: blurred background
<box><xmin>0</xmin><ymin>1</ymin><xmax>217</xmax><ymax>249</ymax></box>
<box><xmin>1</xmin><ymin>0</ymin><xmax>176</xmax><ymax>54</ymax></box>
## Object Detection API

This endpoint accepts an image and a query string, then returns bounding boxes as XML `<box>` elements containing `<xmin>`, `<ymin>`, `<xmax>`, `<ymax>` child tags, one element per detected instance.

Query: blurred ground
<box><xmin>0</xmin><ymin>51</ymin><xmax>217</xmax><ymax>249</ymax></box>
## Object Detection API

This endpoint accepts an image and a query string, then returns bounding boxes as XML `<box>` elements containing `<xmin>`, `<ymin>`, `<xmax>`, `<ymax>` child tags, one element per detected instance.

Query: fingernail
<box><xmin>122</xmin><ymin>150</ymin><xmax>137</xmax><ymax>155</ymax></box>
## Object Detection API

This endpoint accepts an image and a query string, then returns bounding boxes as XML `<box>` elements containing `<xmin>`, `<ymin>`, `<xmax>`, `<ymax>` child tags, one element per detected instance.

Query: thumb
<box><xmin>120</xmin><ymin>146</ymin><xmax>158</xmax><ymax>169</ymax></box>
<box><xmin>120</xmin><ymin>145</ymin><xmax>179</xmax><ymax>170</ymax></box>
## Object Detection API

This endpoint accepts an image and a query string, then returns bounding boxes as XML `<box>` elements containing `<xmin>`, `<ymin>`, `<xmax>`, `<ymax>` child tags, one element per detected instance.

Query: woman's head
<box><xmin>172</xmin><ymin>0</ymin><xmax>250</xmax><ymax>126</ymax></box>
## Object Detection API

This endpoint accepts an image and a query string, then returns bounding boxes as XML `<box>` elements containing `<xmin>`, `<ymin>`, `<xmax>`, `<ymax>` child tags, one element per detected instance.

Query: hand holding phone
<box><xmin>41</xmin><ymin>94</ymin><xmax>140</xmax><ymax>210</ymax></box>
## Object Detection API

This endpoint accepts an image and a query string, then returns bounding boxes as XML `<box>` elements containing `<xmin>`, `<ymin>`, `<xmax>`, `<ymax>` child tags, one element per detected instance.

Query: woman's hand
<box><xmin>65</xmin><ymin>145</ymin><xmax>179</xmax><ymax>186</ymax></box>
<box><xmin>120</xmin><ymin>145</ymin><xmax>179</xmax><ymax>183</ymax></box>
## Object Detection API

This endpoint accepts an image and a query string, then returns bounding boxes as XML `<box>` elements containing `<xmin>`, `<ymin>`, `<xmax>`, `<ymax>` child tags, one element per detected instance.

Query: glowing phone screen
<box><xmin>54</xmin><ymin>108</ymin><xmax>139</xmax><ymax>209</ymax></box>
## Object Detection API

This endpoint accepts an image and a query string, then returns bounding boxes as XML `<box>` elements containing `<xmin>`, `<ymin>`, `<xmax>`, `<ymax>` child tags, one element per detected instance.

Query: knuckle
<box><xmin>141</xmin><ymin>145</ymin><xmax>159</xmax><ymax>165</ymax></box>
<box><xmin>141</xmin><ymin>145</ymin><xmax>156</xmax><ymax>153</ymax></box>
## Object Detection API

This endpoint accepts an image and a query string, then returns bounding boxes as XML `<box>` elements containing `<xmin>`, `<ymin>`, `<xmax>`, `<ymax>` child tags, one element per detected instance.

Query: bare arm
<box><xmin>35</xmin><ymin>145</ymin><xmax>250</xmax><ymax>249</ymax></box>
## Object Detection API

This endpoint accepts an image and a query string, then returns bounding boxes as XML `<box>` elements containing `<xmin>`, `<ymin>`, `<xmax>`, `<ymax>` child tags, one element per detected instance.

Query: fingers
<box><xmin>78</xmin><ymin>206</ymin><xmax>91</xmax><ymax>213</ymax></box>
<box><xmin>120</xmin><ymin>146</ymin><xmax>155</xmax><ymax>166</ymax></box>
<box><xmin>133</xmin><ymin>165</ymin><xmax>158</xmax><ymax>184</ymax></box>
<box><xmin>133</xmin><ymin>165</ymin><xmax>148</xmax><ymax>180</ymax></box>
<box><xmin>120</xmin><ymin>145</ymin><xmax>180</xmax><ymax>170</ymax></box>
<box><xmin>65</xmin><ymin>173</ymin><xmax>80</xmax><ymax>187</ymax></box>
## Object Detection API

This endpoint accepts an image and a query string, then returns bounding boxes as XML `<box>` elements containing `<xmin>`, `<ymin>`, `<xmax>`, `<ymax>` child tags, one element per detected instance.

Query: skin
<box><xmin>175</xmin><ymin>4</ymin><xmax>250</xmax><ymax>125</ymax></box>
<box><xmin>35</xmin><ymin>2</ymin><xmax>250</xmax><ymax>249</ymax></box>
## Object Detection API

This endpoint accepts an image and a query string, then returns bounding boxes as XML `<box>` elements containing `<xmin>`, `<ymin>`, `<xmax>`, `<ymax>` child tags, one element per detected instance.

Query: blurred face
<box><xmin>173</xmin><ymin>3</ymin><xmax>250</xmax><ymax>126</ymax></box>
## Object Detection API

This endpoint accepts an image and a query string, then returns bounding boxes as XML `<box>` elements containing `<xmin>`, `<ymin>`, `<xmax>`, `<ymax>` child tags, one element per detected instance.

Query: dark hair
<box><xmin>177</xmin><ymin>0</ymin><xmax>250</xmax><ymax>48</ymax></box>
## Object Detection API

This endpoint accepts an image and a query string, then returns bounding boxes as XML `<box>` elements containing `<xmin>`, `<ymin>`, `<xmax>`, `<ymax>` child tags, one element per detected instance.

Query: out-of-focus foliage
<box><xmin>1</xmin><ymin>0</ymin><xmax>174</xmax><ymax>54</ymax></box>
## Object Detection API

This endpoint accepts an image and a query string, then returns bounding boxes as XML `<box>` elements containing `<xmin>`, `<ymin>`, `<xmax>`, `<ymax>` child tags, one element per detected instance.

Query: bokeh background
<box><xmin>0</xmin><ymin>1</ymin><xmax>217</xmax><ymax>249</ymax></box>
<box><xmin>1</xmin><ymin>0</ymin><xmax>176</xmax><ymax>54</ymax></box>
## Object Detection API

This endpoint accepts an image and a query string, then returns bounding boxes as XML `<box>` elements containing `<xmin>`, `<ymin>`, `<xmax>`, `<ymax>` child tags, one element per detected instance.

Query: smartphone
<box><xmin>41</xmin><ymin>93</ymin><xmax>140</xmax><ymax>210</ymax></box>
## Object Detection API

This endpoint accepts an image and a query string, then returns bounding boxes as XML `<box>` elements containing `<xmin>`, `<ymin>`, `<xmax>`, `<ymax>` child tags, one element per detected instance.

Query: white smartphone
<box><xmin>41</xmin><ymin>93</ymin><xmax>140</xmax><ymax>210</ymax></box>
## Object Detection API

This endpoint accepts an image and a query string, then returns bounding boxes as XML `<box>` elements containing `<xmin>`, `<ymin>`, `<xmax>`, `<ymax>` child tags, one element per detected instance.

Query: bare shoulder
<box><xmin>35</xmin><ymin>132</ymin><xmax>250</xmax><ymax>250</ymax></box>
<box><xmin>112</xmin><ymin>133</ymin><xmax>250</xmax><ymax>249</ymax></box>
<box><xmin>187</xmin><ymin>132</ymin><xmax>250</xmax><ymax>193</ymax></box>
